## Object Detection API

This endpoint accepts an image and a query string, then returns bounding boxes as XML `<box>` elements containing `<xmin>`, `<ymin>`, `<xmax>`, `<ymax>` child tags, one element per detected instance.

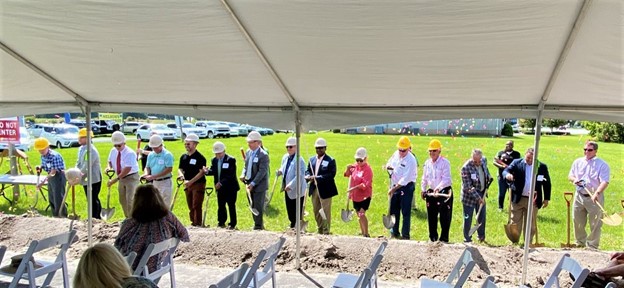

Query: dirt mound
<box><xmin>0</xmin><ymin>213</ymin><xmax>615</xmax><ymax>287</ymax></box>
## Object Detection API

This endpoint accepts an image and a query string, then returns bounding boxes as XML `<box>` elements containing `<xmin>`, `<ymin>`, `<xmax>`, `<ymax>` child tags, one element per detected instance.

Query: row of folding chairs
<box><xmin>0</xmin><ymin>231</ymin><xmax>181</xmax><ymax>288</ymax></box>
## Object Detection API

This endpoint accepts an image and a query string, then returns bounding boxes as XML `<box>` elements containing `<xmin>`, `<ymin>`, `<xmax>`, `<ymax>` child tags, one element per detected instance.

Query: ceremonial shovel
<box><xmin>29</xmin><ymin>166</ymin><xmax>42</xmax><ymax>214</ymax></box>
<box><xmin>100</xmin><ymin>170</ymin><xmax>116</xmax><ymax>220</ymax></box>
<box><xmin>170</xmin><ymin>177</ymin><xmax>185</xmax><ymax>211</ymax></box>
<box><xmin>468</xmin><ymin>202</ymin><xmax>484</xmax><ymax>237</ymax></box>
<box><xmin>503</xmin><ymin>188</ymin><xmax>520</xmax><ymax>243</ymax></box>
<box><xmin>265</xmin><ymin>174</ymin><xmax>280</xmax><ymax>210</ymax></box>
<box><xmin>240</xmin><ymin>149</ymin><xmax>259</xmax><ymax>216</ymax></box>
<box><xmin>561</xmin><ymin>192</ymin><xmax>577</xmax><ymax>248</ymax></box>
<box><xmin>341</xmin><ymin>175</ymin><xmax>357</xmax><ymax>223</ymax></box>
<box><xmin>202</xmin><ymin>187</ymin><xmax>214</xmax><ymax>227</ymax></box>
<box><xmin>583</xmin><ymin>186</ymin><xmax>622</xmax><ymax>226</ymax></box>
<box><xmin>382</xmin><ymin>170</ymin><xmax>395</xmax><ymax>229</ymax></box>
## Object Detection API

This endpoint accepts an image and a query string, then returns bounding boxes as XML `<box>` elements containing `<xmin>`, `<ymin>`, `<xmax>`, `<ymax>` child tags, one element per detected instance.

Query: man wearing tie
<box><xmin>106</xmin><ymin>131</ymin><xmax>140</xmax><ymax>218</ymax></box>
<box><xmin>205</xmin><ymin>141</ymin><xmax>240</xmax><ymax>229</ymax></box>
<box><xmin>305</xmin><ymin>138</ymin><xmax>339</xmax><ymax>235</ymax></box>
<box><xmin>239</xmin><ymin>131</ymin><xmax>270</xmax><ymax>230</ymax></box>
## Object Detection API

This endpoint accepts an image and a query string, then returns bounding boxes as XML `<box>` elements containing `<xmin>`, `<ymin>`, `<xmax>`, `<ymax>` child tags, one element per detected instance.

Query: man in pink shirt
<box><xmin>421</xmin><ymin>139</ymin><xmax>453</xmax><ymax>243</ymax></box>
<box><xmin>568</xmin><ymin>141</ymin><xmax>610</xmax><ymax>249</ymax></box>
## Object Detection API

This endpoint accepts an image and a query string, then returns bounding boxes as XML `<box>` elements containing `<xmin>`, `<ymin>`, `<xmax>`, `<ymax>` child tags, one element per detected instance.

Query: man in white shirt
<box><xmin>421</xmin><ymin>139</ymin><xmax>453</xmax><ymax>243</ymax></box>
<box><xmin>106</xmin><ymin>131</ymin><xmax>140</xmax><ymax>218</ymax></box>
<box><xmin>568</xmin><ymin>141</ymin><xmax>610</xmax><ymax>249</ymax></box>
<box><xmin>385</xmin><ymin>136</ymin><xmax>417</xmax><ymax>239</ymax></box>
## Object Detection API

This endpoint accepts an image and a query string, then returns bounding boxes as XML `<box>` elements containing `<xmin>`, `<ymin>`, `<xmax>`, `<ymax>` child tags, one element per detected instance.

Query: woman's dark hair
<box><xmin>131</xmin><ymin>184</ymin><xmax>168</xmax><ymax>223</ymax></box>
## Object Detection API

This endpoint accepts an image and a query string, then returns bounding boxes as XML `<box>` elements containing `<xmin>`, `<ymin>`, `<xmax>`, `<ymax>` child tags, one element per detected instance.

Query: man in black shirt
<box><xmin>493</xmin><ymin>140</ymin><xmax>521</xmax><ymax>211</ymax></box>
<box><xmin>177</xmin><ymin>133</ymin><xmax>207</xmax><ymax>226</ymax></box>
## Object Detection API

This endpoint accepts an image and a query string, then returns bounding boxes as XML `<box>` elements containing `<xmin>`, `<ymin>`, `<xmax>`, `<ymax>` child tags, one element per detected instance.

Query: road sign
<box><xmin>0</xmin><ymin>117</ymin><xmax>20</xmax><ymax>142</ymax></box>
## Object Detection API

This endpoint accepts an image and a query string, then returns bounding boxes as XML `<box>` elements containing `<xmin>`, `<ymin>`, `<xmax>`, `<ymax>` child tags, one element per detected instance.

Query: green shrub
<box><xmin>582</xmin><ymin>121</ymin><xmax>624</xmax><ymax>143</ymax></box>
<box><xmin>501</xmin><ymin>123</ymin><xmax>514</xmax><ymax>136</ymax></box>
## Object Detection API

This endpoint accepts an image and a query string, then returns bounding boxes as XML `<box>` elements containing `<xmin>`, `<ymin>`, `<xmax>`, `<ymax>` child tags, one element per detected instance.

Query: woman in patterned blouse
<box><xmin>115</xmin><ymin>184</ymin><xmax>190</xmax><ymax>272</ymax></box>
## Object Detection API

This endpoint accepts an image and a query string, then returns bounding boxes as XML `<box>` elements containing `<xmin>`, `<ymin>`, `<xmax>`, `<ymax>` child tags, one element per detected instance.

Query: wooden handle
<box><xmin>240</xmin><ymin>148</ymin><xmax>246</xmax><ymax>160</ymax></box>
<box><xmin>563</xmin><ymin>192</ymin><xmax>573</xmax><ymax>203</ymax></box>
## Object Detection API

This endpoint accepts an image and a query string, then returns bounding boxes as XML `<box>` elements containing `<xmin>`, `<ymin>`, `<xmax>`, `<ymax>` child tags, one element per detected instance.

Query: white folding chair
<box><xmin>542</xmin><ymin>253</ymin><xmax>589</xmax><ymax>288</ymax></box>
<box><xmin>332</xmin><ymin>267</ymin><xmax>375</xmax><ymax>288</ymax></box>
<box><xmin>238</xmin><ymin>249</ymin><xmax>267</xmax><ymax>288</ymax></box>
<box><xmin>604</xmin><ymin>282</ymin><xmax>617</xmax><ymax>288</ymax></box>
<box><xmin>243</xmin><ymin>237</ymin><xmax>286</xmax><ymax>288</ymax></box>
<box><xmin>124</xmin><ymin>251</ymin><xmax>137</xmax><ymax>267</ymax></box>
<box><xmin>0</xmin><ymin>230</ymin><xmax>77</xmax><ymax>288</ymax></box>
<box><xmin>208</xmin><ymin>263</ymin><xmax>250</xmax><ymax>288</ymax></box>
<box><xmin>133</xmin><ymin>237</ymin><xmax>181</xmax><ymax>288</ymax></box>
<box><xmin>420</xmin><ymin>248</ymin><xmax>475</xmax><ymax>288</ymax></box>
<box><xmin>480</xmin><ymin>276</ymin><xmax>497</xmax><ymax>288</ymax></box>
<box><xmin>333</xmin><ymin>241</ymin><xmax>388</xmax><ymax>288</ymax></box>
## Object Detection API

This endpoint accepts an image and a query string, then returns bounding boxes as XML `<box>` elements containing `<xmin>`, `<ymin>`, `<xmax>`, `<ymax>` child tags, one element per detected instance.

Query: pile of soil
<box><xmin>0</xmin><ymin>213</ymin><xmax>616</xmax><ymax>287</ymax></box>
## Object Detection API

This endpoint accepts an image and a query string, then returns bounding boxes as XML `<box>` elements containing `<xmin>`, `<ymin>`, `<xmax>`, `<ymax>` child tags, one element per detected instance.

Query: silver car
<box><xmin>136</xmin><ymin>124</ymin><xmax>178</xmax><ymax>142</ymax></box>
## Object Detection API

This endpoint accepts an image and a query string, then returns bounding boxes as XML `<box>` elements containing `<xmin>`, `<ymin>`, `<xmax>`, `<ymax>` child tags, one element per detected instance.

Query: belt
<box><xmin>121</xmin><ymin>172</ymin><xmax>138</xmax><ymax>179</ymax></box>
<box><xmin>579</xmin><ymin>193</ymin><xmax>591</xmax><ymax>197</ymax></box>
<box><xmin>154</xmin><ymin>176</ymin><xmax>171</xmax><ymax>181</ymax></box>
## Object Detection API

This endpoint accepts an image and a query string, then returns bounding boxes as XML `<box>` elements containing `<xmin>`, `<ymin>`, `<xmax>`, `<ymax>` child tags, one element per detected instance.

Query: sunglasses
<box><xmin>398</xmin><ymin>149</ymin><xmax>408</xmax><ymax>153</ymax></box>
<box><xmin>316</xmin><ymin>147</ymin><xmax>326</xmax><ymax>150</ymax></box>
<box><xmin>114</xmin><ymin>144</ymin><xmax>123</xmax><ymax>148</ymax></box>
<box><xmin>355</xmin><ymin>158</ymin><xmax>364</xmax><ymax>163</ymax></box>
<box><xmin>286</xmin><ymin>146</ymin><xmax>294</xmax><ymax>149</ymax></box>
<box><xmin>428</xmin><ymin>150</ymin><xmax>439</xmax><ymax>153</ymax></box>
<box><xmin>583</xmin><ymin>148</ymin><xmax>594</xmax><ymax>152</ymax></box>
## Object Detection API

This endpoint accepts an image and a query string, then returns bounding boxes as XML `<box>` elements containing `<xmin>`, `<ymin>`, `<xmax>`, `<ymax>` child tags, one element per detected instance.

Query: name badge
<box><xmin>222</xmin><ymin>163</ymin><xmax>229</xmax><ymax>169</ymax></box>
<box><xmin>158</xmin><ymin>159</ymin><xmax>165</xmax><ymax>165</ymax></box>
<box><xmin>189</xmin><ymin>159</ymin><xmax>197</xmax><ymax>165</ymax></box>
<box><xmin>471</xmin><ymin>173</ymin><xmax>477</xmax><ymax>180</ymax></box>
<box><xmin>46</xmin><ymin>163</ymin><xmax>51</xmax><ymax>168</ymax></box>
<box><xmin>321</xmin><ymin>160</ymin><xmax>329</xmax><ymax>167</ymax></box>
<box><xmin>253</xmin><ymin>157</ymin><xmax>259</xmax><ymax>163</ymax></box>
<box><xmin>537</xmin><ymin>175</ymin><xmax>545</xmax><ymax>181</ymax></box>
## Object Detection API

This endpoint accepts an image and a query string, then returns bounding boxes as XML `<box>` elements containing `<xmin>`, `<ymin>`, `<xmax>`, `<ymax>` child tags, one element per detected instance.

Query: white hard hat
<box><xmin>285</xmin><ymin>137</ymin><xmax>297</xmax><ymax>147</ymax></box>
<box><xmin>314</xmin><ymin>138</ymin><xmax>327</xmax><ymax>148</ymax></box>
<box><xmin>111</xmin><ymin>131</ymin><xmax>126</xmax><ymax>145</ymax></box>
<box><xmin>185</xmin><ymin>133</ymin><xmax>200</xmax><ymax>143</ymax></box>
<box><xmin>149</xmin><ymin>134</ymin><xmax>163</xmax><ymax>148</ymax></box>
<box><xmin>213</xmin><ymin>141</ymin><xmax>225</xmax><ymax>153</ymax></box>
<box><xmin>246</xmin><ymin>131</ymin><xmax>262</xmax><ymax>142</ymax></box>
<box><xmin>354</xmin><ymin>147</ymin><xmax>367</xmax><ymax>159</ymax></box>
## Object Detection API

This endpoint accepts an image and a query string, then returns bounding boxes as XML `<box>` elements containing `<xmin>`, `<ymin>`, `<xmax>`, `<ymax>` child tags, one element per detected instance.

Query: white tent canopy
<box><xmin>1</xmin><ymin>0</ymin><xmax>622</xmax><ymax>127</ymax></box>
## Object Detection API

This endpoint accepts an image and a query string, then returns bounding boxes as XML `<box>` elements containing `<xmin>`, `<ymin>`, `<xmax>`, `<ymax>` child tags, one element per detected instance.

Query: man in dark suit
<box><xmin>204</xmin><ymin>141</ymin><xmax>240</xmax><ymax>229</ymax></box>
<box><xmin>503</xmin><ymin>147</ymin><xmax>551</xmax><ymax>243</ymax></box>
<box><xmin>239</xmin><ymin>131</ymin><xmax>270</xmax><ymax>230</ymax></box>
<box><xmin>305</xmin><ymin>138</ymin><xmax>339</xmax><ymax>234</ymax></box>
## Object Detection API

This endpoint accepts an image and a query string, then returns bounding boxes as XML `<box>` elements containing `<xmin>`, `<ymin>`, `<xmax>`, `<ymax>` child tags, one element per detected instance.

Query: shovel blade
<box><xmin>341</xmin><ymin>209</ymin><xmax>353</xmax><ymax>222</ymax></box>
<box><xmin>319</xmin><ymin>209</ymin><xmax>327</xmax><ymax>220</ymax></box>
<box><xmin>299</xmin><ymin>220</ymin><xmax>308</xmax><ymax>232</ymax></box>
<box><xmin>101</xmin><ymin>208</ymin><xmax>115</xmax><ymax>221</ymax></box>
<box><xmin>382</xmin><ymin>214</ymin><xmax>395</xmax><ymax>229</ymax></box>
<box><xmin>601</xmin><ymin>214</ymin><xmax>622</xmax><ymax>226</ymax></box>
<box><xmin>504</xmin><ymin>223</ymin><xmax>520</xmax><ymax>243</ymax></box>
<box><xmin>468</xmin><ymin>223</ymin><xmax>481</xmax><ymax>237</ymax></box>
<box><xmin>250</xmin><ymin>207</ymin><xmax>259</xmax><ymax>216</ymax></box>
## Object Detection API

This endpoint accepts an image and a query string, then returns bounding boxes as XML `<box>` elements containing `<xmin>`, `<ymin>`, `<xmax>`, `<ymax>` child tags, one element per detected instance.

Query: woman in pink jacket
<box><xmin>344</xmin><ymin>147</ymin><xmax>373</xmax><ymax>237</ymax></box>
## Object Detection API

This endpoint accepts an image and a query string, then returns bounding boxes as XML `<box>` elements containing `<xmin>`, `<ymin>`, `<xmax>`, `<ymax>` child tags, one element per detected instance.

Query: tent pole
<box><xmin>85</xmin><ymin>106</ymin><xmax>93</xmax><ymax>247</ymax></box>
<box><xmin>521</xmin><ymin>104</ymin><xmax>544</xmax><ymax>284</ymax></box>
<box><xmin>294</xmin><ymin>112</ymin><xmax>302</xmax><ymax>269</ymax></box>
<box><xmin>0</xmin><ymin>41</ymin><xmax>88</xmax><ymax>107</ymax></box>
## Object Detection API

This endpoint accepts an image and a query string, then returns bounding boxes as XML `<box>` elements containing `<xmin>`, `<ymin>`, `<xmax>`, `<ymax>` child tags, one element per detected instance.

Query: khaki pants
<box><xmin>153</xmin><ymin>178</ymin><xmax>173</xmax><ymax>209</ymax></box>
<box><xmin>311</xmin><ymin>188</ymin><xmax>332</xmax><ymax>234</ymax></box>
<box><xmin>573</xmin><ymin>192</ymin><xmax>603</xmax><ymax>249</ymax></box>
<box><xmin>510</xmin><ymin>196</ymin><xmax>537</xmax><ymax>242</ymax></box>
<box><xmin>118</xmin><ymin>173</ymin><xmax>139</xmax><ymax>218</ymax></box>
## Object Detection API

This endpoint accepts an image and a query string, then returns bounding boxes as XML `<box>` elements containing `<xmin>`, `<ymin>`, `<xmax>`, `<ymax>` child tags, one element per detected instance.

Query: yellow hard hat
<box><xmin>34</xmin><ymin>137</ymin><xmax>50</xmax><ymax>151</ymax></box>
<box><xmin>428</xmin><ymin>139</ymin><xmax>442</xmax><ymax>150</ymax></box>
<box><xmin>78</xmin><ymin>128</ymin><xmax>93</xmax><ymax>138</ymax></box>
<box><xmin>396</xmin><ymin>136</ymin><xmax>411</xmax><ymax>150</ymax></box>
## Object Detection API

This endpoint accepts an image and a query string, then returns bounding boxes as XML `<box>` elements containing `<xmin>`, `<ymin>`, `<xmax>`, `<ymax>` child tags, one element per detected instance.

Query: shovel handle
<box><xmin>176</xmin><ymin>177</ymin><xmax>185</xmax><ymax>187</ymax></box>
<box><xmin>139</xmin><ymin>176</ymin><xmax>147</xmax><ymax>184</ymax></box>
<box><xmin>621</xmin><ymin>199</ymin><xmax>624</xmax><ymax>209</ymax></box>
<box><xmin>240</xmin><ymin>148</ymin><xmax>246</xmax><ymax>160</ymax></box>
<box><xmin>205</xmin><ymin>187</ymin><xmax>214</xmax><ymax>196</ymax></box>
<box><xmin>563</xmin><ymin>192</ymin><xmax>573</xmax><ymax>205</ymax></box>
<box><xmin>35</xmin><ymin>166</ymin><xmax>42</xmax><ymax>175</ymax></box>
<box><xmin>106</xmin><ymin>170</ymin><xmax>115</xmax><ymax>179</ymax></box>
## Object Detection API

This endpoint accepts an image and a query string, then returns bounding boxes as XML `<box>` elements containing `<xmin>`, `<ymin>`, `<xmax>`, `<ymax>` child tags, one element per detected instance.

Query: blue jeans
<box><xmin>390</xmin><ymin>182</ymin><xmax>414</xmax><ymax>239</ymax></box>
<box><xmin>462</xmin><ymin>202</ymin><xmax>486</xmax><ymax>242</ymax></box>
<box><xmin>497</xmin><ymin>176</ymin><xmax>509</xmax><ymax>209</ymax></box>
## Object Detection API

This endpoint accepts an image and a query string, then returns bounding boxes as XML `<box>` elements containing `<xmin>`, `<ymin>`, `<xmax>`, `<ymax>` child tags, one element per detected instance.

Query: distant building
<box><xmin>344</xmin><ymin>118</ymin><xmax>504</xmax><ymax>136</ymax></box>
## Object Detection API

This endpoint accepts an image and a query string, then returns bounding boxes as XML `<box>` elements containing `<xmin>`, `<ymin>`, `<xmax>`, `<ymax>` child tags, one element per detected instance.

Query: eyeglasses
<box><xmin>398</xmin><ymin>149</ymin><xmax>408</xmax><ymax>153</ymax></box>
<box><xmin>584</xmin><ymin>148</ymin><xmax>594</xmax><ymax>152</ymax></box>
<box><xmin>316</xmin><ymin>147</ymin><xmax>326</xmax><ymax>150</ymax></box>
<box><xmin>286</xmin><ymin>146</ymin><xmax>294</xmax><ymax>149</ymax></box>
<box><xmin>114</xmin><ymin>144</ymin><xmax>123</xmax><ymax>148</ymax></box>
<box><xmin>355</xmin><ymin>158</ymin><xmax>364</xmax><ymax>163</ymax></box>
<box><xmin>428</xmin><ymin>150</ymin><xmax>439</xmax><ymax>153</ymax></box>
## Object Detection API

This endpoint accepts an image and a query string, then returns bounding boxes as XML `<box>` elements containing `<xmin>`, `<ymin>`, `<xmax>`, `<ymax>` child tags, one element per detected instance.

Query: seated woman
<box><xmin>115</xmin><ymin>184</ymin><xmax>190</xmax><ymax>272</ymax></box>
<box><xmin>73</xmin><ymin>243</ymin><xmax>157</xmax><ymax>288</ymax></box>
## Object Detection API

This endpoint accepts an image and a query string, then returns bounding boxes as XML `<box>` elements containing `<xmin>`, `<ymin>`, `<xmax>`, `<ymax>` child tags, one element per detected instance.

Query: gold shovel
<box><xmin>504</xmin><ymin>189</ymin><xmax>520</xmax><ymax>243</ymax></box>
<box><xmin>583</xmin><ymin>187</ymin><xmax>622</xmax><ymax>226</ymax></box>
<box><xmin>561</xmin><ymin>192</ymin><xmax>577</xmax><ymax>248</ymax></box>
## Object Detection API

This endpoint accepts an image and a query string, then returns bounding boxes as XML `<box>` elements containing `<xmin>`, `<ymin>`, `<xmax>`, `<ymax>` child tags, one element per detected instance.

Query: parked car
<box><xmin>136</xmin><ymin>124</ymin><xmax>178</xmax><ymax>142</ymax></box>
<box><xmin>93</xmin><ymin>120</ymin><xmax>119</xmax><ymax>133</ymax></box>
<box><xmin>27</xmin><ymin>124</ymin><xmax>51</xmax><ymax>138</ymax></box>
<box><xmin>0</xmin><ymin>127</ymin><xmax>33</xmax><ymax>152</ymax></box>
<box><xmin>242</xmin><ymin>125</ymin><xmax>274</xmax><ymax>136</ymax></box>
<box><xmin>121</xmin><ymin>121</ymin><xmax>142</xmax><ymax>134</ymax></box>
<box><xmin>195</xmin><ymin>121</ymin><xmax>230</xmax><ymax>138</ymax></box>
<box><xmin>222</xmin><ymin>122</ymin><xmax>248</xmax><ymax>137</ymax></box>
<box><xmin>67</xmin><ymin>119</ymin><xmax>101</xmax><ymax>134</ymax></box>
<box><xmin>166</xmin><ymin>122</ymin><xmax>208</xmax><ymax>138</ymax></box>
<box><xmin>41</xmin><ymin>124</ymin><xmax>80</xmax><ymax>148</ymax></box>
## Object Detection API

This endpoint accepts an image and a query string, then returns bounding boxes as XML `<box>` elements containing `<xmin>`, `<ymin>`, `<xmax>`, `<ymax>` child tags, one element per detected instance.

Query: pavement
<box><xmin>0</xmin><ymin>250</ymin><xmax>420</xmax><ymax>288</ymax></box>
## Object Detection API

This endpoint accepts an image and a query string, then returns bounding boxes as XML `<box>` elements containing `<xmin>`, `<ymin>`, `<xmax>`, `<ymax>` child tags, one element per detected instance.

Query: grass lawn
<box><xmin>2</xmin><ymin>132</ymin><xmax>622</xmax><ymax>250</ymax></box>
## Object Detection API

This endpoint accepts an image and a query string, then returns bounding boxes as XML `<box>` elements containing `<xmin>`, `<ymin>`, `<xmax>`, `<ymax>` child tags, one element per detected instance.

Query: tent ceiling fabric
<box><xmin>1</xmin><ymin>0</ymin><xmax>622</xmax><ymax>129</ymax></box>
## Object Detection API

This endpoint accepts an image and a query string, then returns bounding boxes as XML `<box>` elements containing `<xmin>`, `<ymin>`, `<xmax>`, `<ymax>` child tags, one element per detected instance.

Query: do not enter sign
<box><xmin>0</xmin><ymin>117</ymin><xmax>20</xmax><ymax>142</ymax></box>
